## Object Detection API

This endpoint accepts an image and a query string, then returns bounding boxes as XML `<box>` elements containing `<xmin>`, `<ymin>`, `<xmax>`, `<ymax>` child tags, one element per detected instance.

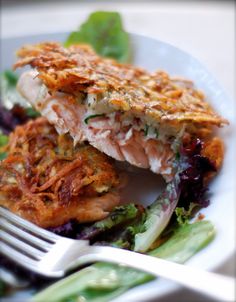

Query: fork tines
<box><xmin>0</xmin><ymin>206</ymin><xmax>56</xmax><ymax>269</ymax></box>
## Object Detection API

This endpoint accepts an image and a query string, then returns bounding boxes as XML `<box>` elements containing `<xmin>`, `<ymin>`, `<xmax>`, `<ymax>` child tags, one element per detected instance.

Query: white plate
<box><xmin>1</xmin><ymin>33</ymin><xmax>235</xmax><ymax>301</ymax></box>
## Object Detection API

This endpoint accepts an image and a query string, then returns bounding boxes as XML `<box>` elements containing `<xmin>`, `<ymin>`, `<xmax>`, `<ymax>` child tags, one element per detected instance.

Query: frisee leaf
<box><xmin>65</xmin><ymin>11</ymin><xmax>130</xmax><ymax>63</ymax></box>
<box><xmin>175</xmin><ymin>202</ymin><xmax>199</xmax><ymax>226</ymax></box>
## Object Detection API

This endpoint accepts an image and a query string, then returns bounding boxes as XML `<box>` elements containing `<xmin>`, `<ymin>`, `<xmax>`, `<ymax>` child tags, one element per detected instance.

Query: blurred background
<box><xmin>1</xmin><ymin>0</ymin><xmax>235</xmax><ymax>99</ymax></box>
<box><xmin>1</xmin><ymin>1</ymin><xmax>235</xmax><ymax>301</ymax></box>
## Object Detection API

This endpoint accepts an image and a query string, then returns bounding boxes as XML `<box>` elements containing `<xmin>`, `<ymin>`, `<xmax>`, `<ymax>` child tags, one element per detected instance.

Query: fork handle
<box><xmin>74</xmin><ymin>246</ymin><xmax>235</xmax><ymax>301</ymax></box>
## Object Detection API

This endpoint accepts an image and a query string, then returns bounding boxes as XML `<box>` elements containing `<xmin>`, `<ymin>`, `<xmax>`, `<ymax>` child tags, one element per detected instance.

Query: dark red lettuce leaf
<box><xmin>47</xmin><ymin>220</ymin><xmax>84</xmax><ymax>239</ymax></box>
<box><xmin>178</xmin><ymin>138</ymin><xmax>216</xmax><ymax>208</ymax></box>
<box><xmin>0</xmin><ymin>104</ymin><xmax>34</xmax><ymax>134</ymax></box>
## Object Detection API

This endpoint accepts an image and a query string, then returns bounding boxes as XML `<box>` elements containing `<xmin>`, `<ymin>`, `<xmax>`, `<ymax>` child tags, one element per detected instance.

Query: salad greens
<box><xmin>2</xmin><ymin>70</ymin><xmax>18</xmax><ymax>87</ymax></box>
<box><xmin>0</xmin><ymin>70</ymin><xmax>40</xmax><ymax>136</ymax></box>
<box><xmin>65</xmin><ymin>11</ymin><xmax>130</xmax><ymax>63</ymax></box>
<box><xmin>133</xmin><ymin>138</ymin><xmax>215</xmax><ymax>253</ymax></box>
<box><xmin>0</xmin><ymin>11</ymin><xmax>218</xmax><ymax>302</ymax></box>
<box><xmin>149</xmin><ymin>220</ymin><xmax>215</xmax><ymax>261</ymax></box>
<box><xmin>175</xmin><ymin>203</ymin><xmax>199</xmax><ymax>226</ymax></box>
<box><xmin>134</xmin><ymin>175</ymin><xmax>180</xmax><ymax>252</ymax></box>
<box><xmin>0</xmin><ymin>152</ymin><xmax>7</xmax><ymax>161</ymax></box>
<box><xmin>0</xmin><ymin>134</ymin><xmax>9</xmax><ymax>160</ymax></box>
<box><xmin>0</xmin><ymin>70</ymin><xmax>27</xmax><ymax>108</ymax></box>
<box><xmin>25</xmin><ymin>107</ymin><xmax>41</xmax><ymax>118</ymax></box>
<box><xmin>77</xmin><ymin>204</ymin><xmax>139</xmax><ymax>241</ymax></box>
<box><xmin>1</xmin><ymin>70</ymin><xmax>41</xmax><ymax>115</ymax></box>
<box><xmin>33</xmin><ymin>221</ymin><xmax>215</xmax><ymax>302</ymax></box>
<box><xmin>0</xmin><ymin>134</ymin><xmax>9</xmax><ymax>147</ymax></box>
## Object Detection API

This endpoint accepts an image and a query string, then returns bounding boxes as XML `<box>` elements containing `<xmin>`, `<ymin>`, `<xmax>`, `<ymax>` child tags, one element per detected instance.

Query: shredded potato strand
<box><xmin>0</xmin><ymin>118</ymin><xmax>120</xmax><ymax>227</ymax></box>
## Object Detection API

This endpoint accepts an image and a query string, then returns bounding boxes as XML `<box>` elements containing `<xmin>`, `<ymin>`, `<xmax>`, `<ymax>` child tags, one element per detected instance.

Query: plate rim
<box><xmin>1</xmin><ymin>31</ymin><xmax>235</xmax><ymax>302</ymax></box>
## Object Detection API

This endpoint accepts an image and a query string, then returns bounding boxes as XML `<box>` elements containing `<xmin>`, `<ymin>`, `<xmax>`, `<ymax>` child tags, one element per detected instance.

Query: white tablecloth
<box><xmin>1</xmin><ymin>1</ymin><xmax>235</xmax><ymax>301</ymax></box>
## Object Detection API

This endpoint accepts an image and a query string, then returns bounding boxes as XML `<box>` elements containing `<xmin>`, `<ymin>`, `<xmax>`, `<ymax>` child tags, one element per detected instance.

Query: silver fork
<box><xmin>0</xmin><ymin>207</ymin><xmax>235</xmax><ymax>301</ymax></box>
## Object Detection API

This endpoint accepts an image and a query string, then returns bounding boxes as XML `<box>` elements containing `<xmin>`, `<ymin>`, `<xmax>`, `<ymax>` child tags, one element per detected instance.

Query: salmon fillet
<box><xmin>15</xmin><ymin>42</ymin><xmax>228</xmax><ymax>180</ymax></box>
<box><xmin>0</xmin><ymin>118</ymin><xmax>121</xmax><ymax>228</ymax></box>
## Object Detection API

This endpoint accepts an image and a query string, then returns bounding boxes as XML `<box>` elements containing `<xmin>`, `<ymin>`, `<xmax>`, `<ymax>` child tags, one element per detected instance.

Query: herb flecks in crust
<box><xmin>14</xmin><ymin>42</ymin><xmax>227</xmax><ymax>127</ymax></box>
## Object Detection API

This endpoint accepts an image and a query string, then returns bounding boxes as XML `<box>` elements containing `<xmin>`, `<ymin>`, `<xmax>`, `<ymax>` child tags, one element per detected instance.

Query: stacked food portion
<box><xmin>0</xmin><ymin>41</ymin><xmax>226</xmax><ymax>255</ymax></box>
<box><xmin>0</xmin><ymin>12</ymin><xmax>229</xmax><ymax>300</ymax></box>
<box><xmin>15</xmin><ymin>42</ymin><xmax>226</xmax><ymax>182</ymax></box>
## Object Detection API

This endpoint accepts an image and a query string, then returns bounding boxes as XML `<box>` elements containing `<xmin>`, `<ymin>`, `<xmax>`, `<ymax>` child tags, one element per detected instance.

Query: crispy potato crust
<box><xmin>14</xmin><ymin>42</ymin><xmax>227</xmax><ymax>128</ymax></box>
<box><xmin>202</xmin><ymin>137</ymin><xmax>224</xmax><ymax>170</ymax></box>
<box><xmin>0</xmin><ymin>117</ymin><xmax>120</xmax><ymax>227</ymax></box>
<box><xmin>201</xmin><ymin>137</ymin><xmax>224</xmax><ymax>183</ymax></box>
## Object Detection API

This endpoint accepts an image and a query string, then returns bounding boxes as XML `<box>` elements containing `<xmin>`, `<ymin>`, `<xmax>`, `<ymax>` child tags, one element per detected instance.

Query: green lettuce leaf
<box><xmin>0</xmin><ymin>152</ymin><xmax>7</xmax><ymax>161</ymax></box>
<box><xmin>0</xmin><ymin>134</ymin><xmax>9</xmax><ymax>160</ymax></box>
<box><xmin>0</xmin><ymin>134</ymin><xmax>9</xmax><ymax>147</ymax></box>
<box><xmin>64</xmin><ymin>11</ymin><xmax>130</xmax><ymax>63</ymax></box>
<box><xmin>134</xmin><ymin>173</ymin><xmax>181</xmax><ymax>252</ymax></box>
<box><xmin>33</xmin><ymin>220</ymin><xmax>215</xmax><ymax>302</ymax></box>
<box><xmin>25</xmin><ymin>107</ymin><xmax>41</xmax><ymax>118</ymax></box>
<box><xmin>3</xmin><ymin>70</ymin><xmax>18</xmax><ymax>87</ymax></box>
<box><xmin>149</xmin><ymin>220</ymin><xmax>215</xmax><ymax>263</ymax></box>
<box><xmin>175</xmin><ymin>202</ymin><xmax>199</xmax><ymax>226</ymax></box>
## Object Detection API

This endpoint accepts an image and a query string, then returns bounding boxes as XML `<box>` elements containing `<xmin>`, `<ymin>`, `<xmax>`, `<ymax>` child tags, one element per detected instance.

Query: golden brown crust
<box><xmin>202</xmin><ymin>137</ymin><xmax>224</xmax><ymax>170</ymax></box>
<box><xmin>0</xmin><ymin>117</ymin><xmax>120</xmax><ymax>227</ymax></box>
<box><xmin>201</xmin><ymin>136</ymin><xmax>224</xmax><ymax>183</ymax></box>
<box><xmin>14</xmin><ymin>42</ymin><xmax>227</xmax><ymax>128</ymax></box>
